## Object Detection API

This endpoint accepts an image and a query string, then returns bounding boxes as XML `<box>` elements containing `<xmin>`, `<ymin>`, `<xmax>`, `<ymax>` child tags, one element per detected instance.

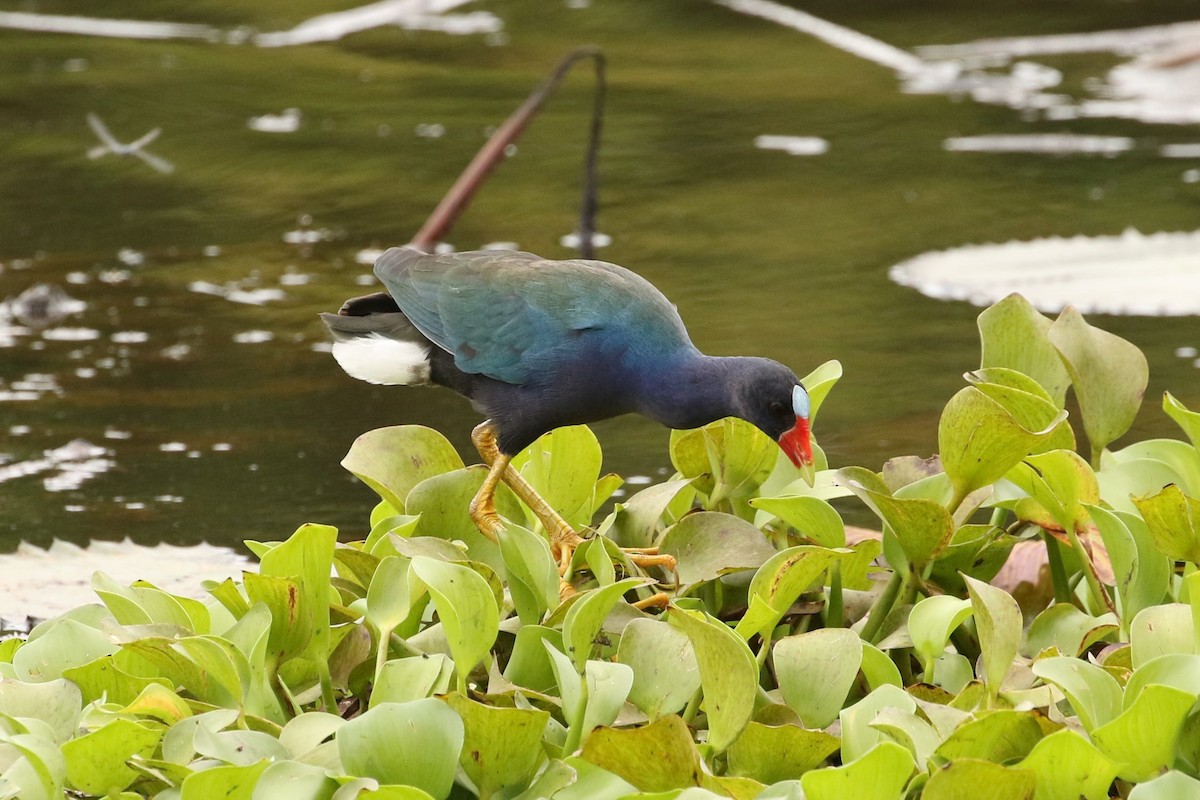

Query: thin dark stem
<box><xmin>576</xmin><ymin>52</ymin><xmax>605</xmax><ymax>258</ymax></box>
<box><xmin>411</xmin><ymin>46</ymin><xmax>607</xmax><ymax>252</ymax></box>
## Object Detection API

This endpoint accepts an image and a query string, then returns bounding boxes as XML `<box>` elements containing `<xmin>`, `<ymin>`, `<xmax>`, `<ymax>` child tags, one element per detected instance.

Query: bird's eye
<box><xmin>769</xmin><ymin>401</ymin><xmax>785</xmax><ymax>414</ymax></box>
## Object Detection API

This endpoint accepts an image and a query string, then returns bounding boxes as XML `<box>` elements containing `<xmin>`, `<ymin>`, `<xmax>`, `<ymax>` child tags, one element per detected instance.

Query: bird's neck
<box><xmin>637</xmin><ymin>352</ymin><xmax>747</xmax><ymax>431</ymax></box>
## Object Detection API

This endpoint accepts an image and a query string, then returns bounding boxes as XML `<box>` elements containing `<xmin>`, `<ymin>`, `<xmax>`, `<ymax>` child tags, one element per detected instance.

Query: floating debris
<box><xmin>559</xmin><ymin>231</ymin><xmax>612</xmax><ymax>250</ymax></box>
<box><xmin>233</xmin><ymin>330</ymin><xmax>274</xmax><ymax>344</ymax></box>
<box><xmin>0</xmin><ymin>10</ymin><xmax>219</xmax><ymax>41</ymax></box>
<box><xmin>202</xmin><ymin>245</ymin><xmax>222</xmax><ymax>257</ymax></box>
<box><xmin>416</xmin><ymin>123</ymin><xmax>446</xmax><ymax>139</ymax></box>
<box><xmin>355</xmin><ymin>247</ymin><xmax>384</xmax><ymax>265</ymax></box>
<box><xmin>1162</xmin><ymin>143</ymin><xmax>1200</xmax><ymax>158</ymax></box>
<box><xmin>255</xmin><ymin>0</ymin><xmax>481</xmax><ymax>47</ymax></box>
<box><xmin>279</xmin><ymin>272</ymin><xmax>311</xmax><ymax>286</ymax></box>
<box><xmin>248</xmin><ymin>108</ymin><xmax>302</xmax><ymax>133</ymax></box>
<box><xmin>0</xmin><ymin>539</ymin><xmax>252</xmax><ymax>621</ymax></box>
<box><xmin>943</xmin><ymin>134</ymin><xmax>1133</xmax><ymax>156</ymax></box>
<box><xmin>754</xmin><ymin>135</ymin><xmax>829</xmax><ymax>155</ymax></box>
<box><xmin>481</xmin><ymin>241</ymin><xmax>519</xmax><ymax>251</ymax></box>
<box><xmin>40</xmin><ymin>327</ymin><xmax>101</xmax><ymax>341</ymax></box>
<box><xmin>0</xmin><ymin>439</ymin><xmax>109</xmax><ymax>486</ymax></box>
<box><xmin>4</xmin><ymin>283</ymin><xmax>85</xmax><ymax>327</ymax></box>
<box><xmin>86</xmin><ymin>113</ymin><xmax>174</xmax><ymax>174</ymax></box>
<box><xmin>890</xmin><ymin>228</ymin><xmax>1200</xmax><ymax>316</ymax></box>
<box><xmin>111</xmin><ymin>331</ymin><xmax>149</xmax><ymax>344</ymax></box>
<box><xmin>116</xmin><ymin>247</ymin><xmax>145</xmax><ymax>266</ymax></box>
<box><xmin>159</xmin><ymin>442</ymin><xmax>187</xmax><ymax>452</ymax></box>
<box><xmin>188</xmin><ymin>280</ymin><xmax>286</xmax><ymax>305</ymax></box>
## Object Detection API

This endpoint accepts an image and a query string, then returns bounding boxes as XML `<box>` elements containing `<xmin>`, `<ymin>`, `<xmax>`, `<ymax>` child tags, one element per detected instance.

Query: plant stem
<box><xmin>826</xmin><ymin>563</ymin><xmax>844</xmax><ymax>628</ymax></box>
<box><xmin>411</xmin><ymin>47</ymin><xmax>606</xmax><ymax>252</ymax></box>
<box><xmin>860</xmin><ymin>569</ymin><xmax>905</xmax><ymax>645</ymax></box>
<box><xmin>1042</xmin><ymin>530</ymin><xmax>1074</xmax><ymax>606</ymax></box>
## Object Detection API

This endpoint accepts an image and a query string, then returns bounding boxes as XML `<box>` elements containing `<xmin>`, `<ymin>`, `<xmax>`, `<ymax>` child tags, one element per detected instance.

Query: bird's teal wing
<box><xmin>374</xmin><ymin>247</ymin><xmax>692</xmax><ymax>384</ymax></box>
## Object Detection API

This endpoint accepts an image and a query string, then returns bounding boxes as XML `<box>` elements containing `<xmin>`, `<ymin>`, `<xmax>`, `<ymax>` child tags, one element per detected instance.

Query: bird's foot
<box><xmin>468</xmin><ymin>496</ymin><xmax>506</xmax><ymax>542</ymax></box>
<box><xmin>620</xmin><ymin>546</ymin><xmax>678</xmax><ymax>574</ymax></box>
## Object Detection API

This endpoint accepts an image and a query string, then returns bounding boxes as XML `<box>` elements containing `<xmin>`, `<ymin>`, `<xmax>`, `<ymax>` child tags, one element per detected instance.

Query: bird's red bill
<box><xmin>778</xmin><ymin>416</ymin><xmax>812</xmax><ymax>468</ymax></box>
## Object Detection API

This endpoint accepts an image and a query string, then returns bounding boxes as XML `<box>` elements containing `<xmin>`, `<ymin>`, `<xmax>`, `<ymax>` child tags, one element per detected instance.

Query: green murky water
<box><xmin>2</xmin><ymin>0</ymin><xmax>1199</xmax><ymax>550</ymax></box>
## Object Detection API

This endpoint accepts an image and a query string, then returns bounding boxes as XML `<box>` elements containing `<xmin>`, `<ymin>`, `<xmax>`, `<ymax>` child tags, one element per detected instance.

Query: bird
<box><xmin>322</xmin><ymin>246</ymin><xmax>814</xmax><ymax>584</ymax></box>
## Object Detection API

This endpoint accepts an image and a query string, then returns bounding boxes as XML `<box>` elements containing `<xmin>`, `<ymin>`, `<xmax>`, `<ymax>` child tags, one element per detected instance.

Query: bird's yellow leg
<box><xmin>468</xmin><ymin>449</ymin><xmax>508</xmax><ymax>543</ymax></box>
<box><xmin>471</xmin><ymin>422</ymin><xmax>583</xmax><ymax>563</ymax></box>
<box><xmin>470</xmin><ymin>421</ymin><xmax>678</xmax><ymax>595</ymax></box>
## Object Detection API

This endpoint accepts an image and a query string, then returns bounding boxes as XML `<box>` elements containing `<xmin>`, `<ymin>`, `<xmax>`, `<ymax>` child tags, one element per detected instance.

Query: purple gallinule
<box><xmin>323</xmin><ymin>246</ymin><xmax>814</xmax><ymax>581</ymax></box>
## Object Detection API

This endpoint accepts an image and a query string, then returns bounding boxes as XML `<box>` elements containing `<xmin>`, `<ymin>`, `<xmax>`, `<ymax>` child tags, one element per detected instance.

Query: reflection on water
<box><xmin>2</xmin><ymin>0</ymin><xmax>1200</xmax><ymax>553</ymax></box>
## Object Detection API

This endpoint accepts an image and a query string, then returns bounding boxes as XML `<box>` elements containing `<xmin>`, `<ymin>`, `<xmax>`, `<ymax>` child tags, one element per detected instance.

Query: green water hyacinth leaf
<box><xmin>659</xmin><ymin>511</ymin><xmax>777</xmax><ymax>586</ymax></box>
<box><xmin>1013</xmin><ymin>449</ymin><xmax>1099</xmax><ymax>534</ymax></box>
<box><xmin>497</xmin><ymin>523</ymin><xmax>559</xmax><ymax>625</ymax></box>
<box><xmin>61</xmin><ymin>719</ymin><xmax>161</xmax><ymax>796</ymax></box>
<box><xmin>338</xmin><ymin>698</ymin><xmax>464</xmax><ymax>797</ymax></box>
<box><xmin>670</xmin><ymin>417</ymin><xmax>777</xmax><ymax>511</ymax></box>
<box><xmin>977</xmin><ymin>294</ymin><xmax>1071</xmax><ymax>406</ymax></box>
<box><xmin>580</xmin><ymin>714</ymin><xmax>710</xmax><ymax>794</ymax></box>
<box><xmin>774</xmin><ymin>628</ymin><xmax>862</xmax><ymax>728</ymax></box>
<box><xmin>909</xmin><ymin>595</ymin><xmax>973</xmax><ymax>679</ymax></box>
<box><xmin>1109</xmin><ymin>438</ymin><xmax>1200</xmax><ymax>497</ymax></box>
<box><xmin>1129</xmin><ymin>771</ymin><xmax>1200</xmax><ymax>800</ymax></box>
<box><xmin>616</xmin><ymin>619</ymin><xmax>700</xmax><ymax>719</ymax></box>
<box><xmin>373</xmin><ymin>654</ymin><xmax>453</xmax><ymax>704</ymax></box>
<box><xmin>859</xmin><ymin>641</ymin><xmax>903</xmax><ymax>689</ymax></box>
<box><xmin>1123</xmin><ymin>654</ymin><xmax>1200</xmax><ymax>708</ymax></box>
<box><xmin>1087</xmin><ymin>505</ymin><xmax>1170</xmax><ymax>634</ymax></box>
<box><xmin>341</xmin><ymin>425</ymin><xmax>465</xmax><ymax>510</ymax></box>
<box><xmin>0</xmin><ymin>680</ymin><xmax>80</xmax><ymax>745</ymax></box>
<box><xmin>1091</xmin><ymin>684</ymin><xmax>1196</xmax><ymax>782</ymax></box>
<box><xmin>668</xmin><ymin>608</ymin><xmax>757</xmax><ymax>754</ymax></box>
<box><xmin>511</xmin><ymin>425</ymin><xmax>603</xmax><ymax>530</ymax></box>
<box><xmin>12</xmin><ymin>618</ymin><xmax>119</xmax><ymax>682</ymax></box>
<box><xmin>750</xmin><ymin>495</ymin><xmax>845</xmax><ymax>547</ymax></box>
<box><xmin>800</xmin><ymin>359</ymin><xmax>842</xmax><ymax>423</ymax></box>
<box><xmin>964</xmin><ymin>576</ymin><xmax>1022</xmax><ymax>703</ymax></box>
<box><xmin>406</xmin><ymin>467</ymin><xmax>519</xmax><ymax>574</ymax></box>
<box><xmin>445</xmin><ymin>693</ymin><xmax>549</xmax><ymax>799</ymax></box>
<box><xmin>735</xmin><ymin>546</ymin><xmax>844</xmax><ymax>641</ymax></box>
<box><xmin>1130</xmin><ymin>604</ymin><xmax>1194</xmax><ymax>667</ymax></box>
<box><xmin>1024</xmin><ymin>603</ymin><xmax>1117</xmax><ymax>658</ymax></box>
<box><xmin>1014</xmin><ymin>729</ymin><xmax>1117</xmax><ymax>800</ymax></box>
<box><xmin>607</xmin><ymin>478</ymin><xmax>695</xmax><ymax>549</ymax></box>
<box><xmin>92</xmin><ymin>572</ymin><xmax>206</xmax><ymax>631</ymax></box>
<box><xmin>939</xmin><ymin>386</ymin><xmax>1068</xmax><ymax>509</ymax></box>
<box><xmin>561</xmin><ymin>577</ymin><xmax>648</xmax><ymax>670</ymax></box>
<box><xmin>179</xmin><ymin>760</ymin><xmax>268</xmax><ymax>799</ymax></box>
<box><xmin>1132</xmin><ymin>483</ymin><xmax>1200</xmax><ymax>565</ymax></box>
<box><xmin>194</xmin><ymin>722</ymin><xmax>290</xmax><ymax>765</ymax></box>
<box><xmin>243</xmin><ymin>572</ymin><xmax>312</xmax><ymax>665</ymax></box>
<box><xmin>800</xmin><ymin>741</ymin><xmax>915</xmax><ymax>800</ymax></box>
<box><xmin>935</xmin><ymin>710</ymin><xmax>1043</xmax><ymax>763</ymax></box>
<box><xmin>839</xmin><ymin>466</ymin><xmax>954</xmax><ymax>570</ymax></box>
<box><xmin>923</xmin><ymin>759</ymin><xmax>1035</xmax><ymax>800</ymax></box>
<box><xmin>840</xmin><ymin>684</ymin><xmax>914</xmax><ymax>762</ymax></box>
<box><xmin>0</xmin><ymin>727</ymin><xmax>67</xmax><ymax>800</ymax></box>
<box><xmin>254</xmin><ymin>760</ymin><xmax>339</xmax><ymax>799</ymax></box>
<box><xmin>1164</xmin><ymin>392</ymin><xmax>1200</xmax><ymax>450</ymax></box>
<box><xmin>366</xmin><ymin>555</ymin><xmax>417</xmax><ymax>643</ymax></box>
<box><xmin>410</xmin><ymin>557</ymin><xmax>499</xmax><ymax>691</ymax></box>
<box><xmin>967</xmin><ymin>374</ymin><xmax>1075</xmax><ymax>454</ymax></box>
<box><xmin>1032</xmin><ymin>656</ymin><xmax>1121</xmax><ymax>733</ymax></box>
<box><xmin>1048</xmin><ymin>305</ymin><xmax>1148</xmax><ymax>460</ymax></box>
<box><xmin>870</xmin><ymin>706</ymin><xmax>941</xmax><ymax>767</ymax></box>
<box><xmin>726</xmin><ymin>722</ymin><xmax>839</xmax><ymax>784</ymax></box>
